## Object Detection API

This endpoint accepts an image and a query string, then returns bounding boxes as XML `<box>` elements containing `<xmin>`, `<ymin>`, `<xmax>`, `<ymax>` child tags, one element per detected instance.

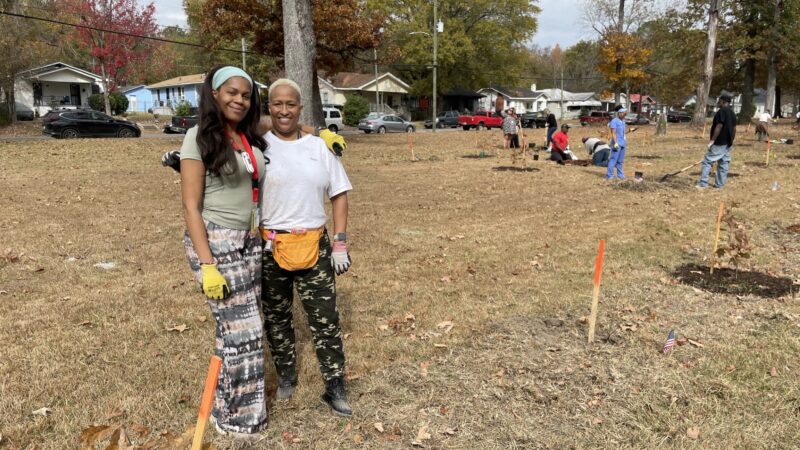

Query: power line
<box><xmin>0</xmin><ymin>10</ymin><xmax>257</xmax><ymax>55</ymax></box>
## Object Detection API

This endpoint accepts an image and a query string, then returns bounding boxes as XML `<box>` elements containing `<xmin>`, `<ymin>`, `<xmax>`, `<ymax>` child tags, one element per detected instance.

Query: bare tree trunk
<box><xmin>693</xmin><ymin>0</ymin><xmax>720</xmax><ymax>127</ymax></box>
<box><xmin>99</xmin><ymin>63</ymin><xmax>111</xmax><ymax>115</ymax></box>
<box><xmin>765</xmin><ymin>0</ymin><xmax>782</xmax><ymax>117</ymax></box>
<box><xmin>6</xmin><ymin>84</ymin><xmax>17</xmax><ymax>124</ymax></box>
<box><xmin>739</xmin><ymin>58</ymin><xmax>756</xmax><ymax>124</ymax></box>
<box><xmin>614</xmin><ymin>0</ymin><xmax>625</xmax><ymax>105</ymax></box>
<box><xmin>282</xmin><ymin>0</ymin><xmax>324</xmax><ymax>127</ymax></box>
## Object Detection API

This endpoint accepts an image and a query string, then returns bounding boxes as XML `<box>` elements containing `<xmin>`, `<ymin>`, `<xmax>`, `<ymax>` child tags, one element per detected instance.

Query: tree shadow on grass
<box><xmin>672</xmin><ymin>263</ymin><xmax>795</xmax><ymax>298</ymax></box>
<box><xmin>492</xmin><ymin>166</ymin><xmax>540</xmax><ymax>173</ymax></box>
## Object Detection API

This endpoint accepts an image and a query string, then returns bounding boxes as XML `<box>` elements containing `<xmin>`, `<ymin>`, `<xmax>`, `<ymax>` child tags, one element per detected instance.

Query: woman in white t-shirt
<box><xmin>259</xmin><ymin>79</ymin><xmax>354</xmax><ymax>417</ymax></box>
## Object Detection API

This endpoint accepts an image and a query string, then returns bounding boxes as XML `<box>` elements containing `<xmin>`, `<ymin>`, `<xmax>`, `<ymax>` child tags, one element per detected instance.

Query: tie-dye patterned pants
<box><xmin>184</xmin><ymin>221</ymin><xmax>268</xmax><ymax>434</ymax></box>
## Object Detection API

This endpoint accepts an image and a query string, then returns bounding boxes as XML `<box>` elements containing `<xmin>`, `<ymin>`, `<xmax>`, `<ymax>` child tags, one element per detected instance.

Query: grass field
<box><xmin>1</xmin><ymin>123</ymin><xmax>799</xmax><ymax>449</ymax></box>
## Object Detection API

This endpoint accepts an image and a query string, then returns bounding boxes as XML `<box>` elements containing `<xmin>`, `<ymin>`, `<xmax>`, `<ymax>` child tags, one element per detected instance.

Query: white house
<box><xmin>15</xmin><ymin>62</ymin><xmax>104</xmax><ymax>116</ymax></box>
<box><xmin>539</xmin><ymin>89</ymin><xmax>602</xmax><ymax>119</ymax></box>
<box><xmin>318</xmin><ymin>72</ymin><xmax>410</xmax><ymax>114</ymax></box>
<box><xmin>684</xmin><ymin>89</ymin><xmax>767</xmax><ymax>116</ymax></box>
<box><xmin>476</xmin><ymin>85</ymin><xmax>548</xmax><ymax>114</ymax></box>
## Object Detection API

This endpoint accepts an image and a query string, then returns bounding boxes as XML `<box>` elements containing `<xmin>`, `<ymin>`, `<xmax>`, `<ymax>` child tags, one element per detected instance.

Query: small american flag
<box><xmin>662</xmin><ymin>329</ymin><xmax>676</xmax><ymax>354</ymax></box>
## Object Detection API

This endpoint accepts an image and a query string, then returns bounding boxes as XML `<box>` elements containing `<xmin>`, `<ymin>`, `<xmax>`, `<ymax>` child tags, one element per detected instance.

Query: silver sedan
<box><xmin>358</xmin><ymin>114</ymin><xmax>416</xmax><ymax>134</ymax></box>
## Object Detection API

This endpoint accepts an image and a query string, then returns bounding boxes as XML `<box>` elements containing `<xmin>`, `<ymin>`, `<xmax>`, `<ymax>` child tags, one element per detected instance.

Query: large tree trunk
<box><xmin>739</xmin><ymin>58</ymin><xmax>756</xmax><ymax>124</ymax></box>
<box><xmin>693</xmin><ymin>0</ymin><xmax>720</xmax><ymax>127</ymax></box>
<box><xmin>5</xmin><ymin>83</ymin><xmax>17</xmax><ymax>124</ymax></box>
<box><xmin>614</xmin><ymin>0</ymin><xmax>625</xmax><ymax>105</ymax></box>
<box><xmin>282</xmin><ymin>0</ymin><xmax>324</xmax><ymax>127</ymax></box>
<box><xmin>765</xmin><ymin>0</ymin><xmax>782</xmax><ymax>117</ymax></box>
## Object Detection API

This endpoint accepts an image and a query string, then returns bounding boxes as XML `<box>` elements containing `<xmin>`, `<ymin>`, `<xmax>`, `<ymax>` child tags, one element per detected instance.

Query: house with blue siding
<box><xmin>119</xmin><ymin>85</ymin><xmax>154</xmax><ymax>112</ymax></box>
<box><xmin>146</xmin><ymin>73</ymin><xmax>204</xmax><ymax>115</ymax></box>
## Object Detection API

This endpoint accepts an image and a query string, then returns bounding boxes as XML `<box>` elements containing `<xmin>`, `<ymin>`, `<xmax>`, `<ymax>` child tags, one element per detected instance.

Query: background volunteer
<box><xmin>583</xmin><ymin>136</ymin><xmax>611</xmax><ymax>167</ymax></box>
<box><xmin>698</xmin><ymin>94</ymin><xmax>737</xmax><ymax>189</ymax></box>
<box><xmin>549</xmin><ymin>123</ymin><xmax>572</xmax><ymax>165</ymax></box>
<box><xmin>607</xmin><ymin>105</ymin><xmax>628</xmax><ymax>180</ymax></box>
<box><xmin>259</xmin><ymin>79</ymin><xmax>354</xmax><ymax>417</ymax></box>
<box><xmin>180</xmin><ymin>65</ymin><xmax>268</xmax><ymax>439</ymax></box>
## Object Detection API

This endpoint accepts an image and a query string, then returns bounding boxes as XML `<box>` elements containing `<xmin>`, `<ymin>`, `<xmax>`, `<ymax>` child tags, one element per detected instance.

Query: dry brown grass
<box><xmin>1</xmin><ymin>123</ymin><xmax>799</xmax><ymax>449</ymax></box>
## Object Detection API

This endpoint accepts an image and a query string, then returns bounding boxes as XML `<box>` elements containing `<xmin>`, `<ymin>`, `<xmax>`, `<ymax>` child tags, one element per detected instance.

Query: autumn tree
<box><xmin>60</xmin><ymin>0</ymin><xmax>158</xmax><ymax>115</ymax></box>
<box><xmin>371</xmin><ymin>0</ymin><xmax>539</xmax><ymax>97</ymax></box>
<box><xmin>190</xmin><ymin>0</ymin><xmax>383</xmax><ymax>125</ymax></box>
<box><xmin>597</xmin><ymin>31</ymin><xmax>652</xmax><ymax>105</ymax></box>
<box><xmin>0</xmin><ymin>0</ymin><xmax>60</xmax><ymax>123</ymax></box>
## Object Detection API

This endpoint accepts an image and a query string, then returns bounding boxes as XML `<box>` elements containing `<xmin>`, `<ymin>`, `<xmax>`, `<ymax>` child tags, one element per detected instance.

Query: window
<box><xmin>331</xmin><ymin>110</ymin><xmax>341</xmax><ymax>118</ymax></box>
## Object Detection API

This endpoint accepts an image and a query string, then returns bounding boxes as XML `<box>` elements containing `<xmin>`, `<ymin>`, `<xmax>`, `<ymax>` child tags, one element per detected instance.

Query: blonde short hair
<box><xmin>268</xmin><ymin>78</ymin><xmax>302</xmax><ymax>102</ymax></box>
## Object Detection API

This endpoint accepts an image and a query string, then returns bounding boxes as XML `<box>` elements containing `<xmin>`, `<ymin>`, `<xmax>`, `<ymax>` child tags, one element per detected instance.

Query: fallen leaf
<box><xmin>687</xmin><ymin>339</ymin><xmax>704</xmax><ymax>348</ymax></box>
<box><xmin>32</xmin><ymin>407</ymin><xmax>51</xmax><ymax>417</ymax></box>
<box><xmin>591</xmin><ymin>417</ymin><xmax>603</xmax><ymax>425</ymax></box>
<box><xmin>405</xmin><ymin>313</ymin><xmax>416</xmax><ymax>322</ymax></box>
<box><xmin>80</xmin><ymin>320</ymin><xmax>93</xmax><ymax>327</ymax></box>
<box><xmin>105</xmin><ymin>409</ymin><xmax>125</xmax><ymax>421</ymax></box>
<box><xmin>686</xmin><ymin>427</ymin><xmax>700</xmax><ymax>439</ymax></box>
<box><xmin>436</xmin><ymin>321</ymin><xmax>454</xmax><ymax>333</ymax></box>
<box><xmin>440</xmin><ymin>276</ymin><xmax>452</xmax><ymax>283</ymax></box>
<box><xmin>433</xmin><ymin>343</ymin><xmax>448</xmax><ymax>349</ymax></box>
<box><xmin>80</xmin><ymin>425</ymin><xmax>118</xmax><ymax>447</ymax></box>
<box><xmin>342</xmin><ymin>421</ymin><xmax>352</xmax><ymax>433</ymax></box>
<box><xmin>343</xmin><ymin>333</ymin><xmax>352</xmax><ymax>340</ymax></box>
<box><xmin>353</xmin><ymin>433</ymin><xmax>363</xmax><ymax>444</ymax></box>
<box><xmin>178</xmin><ymin>395</ymin><xmax>191</xmax><ymax>404</ymax></box>
<box><xmin>420</xmin><ymin>361</ymin><xmax>430</xmax><ymax>377</ymax></box>
<box><xmin>374</xmin><ymin>422</ymin><xmax>385</xmax><ymax>433</ymax></box>
<box><xmin>770</xmin><ymin>367</ymin><xmax>779</xmax><ymax>377</ymax></box>
<box><xmin>166</xmin><ymin>324</ymin><xmax>189</xmax><ymax>333</ymax></box>
<box><xmin>416</xmin><ymin>425</ymin><xmax>431</xmax><ymax>441</ymax></box>
<box><xmin>441</xmin><ymin>427</ymin><xmax>456</xmax><ymax>436</ymax></box>
<box><xmin>378</xmin><ymin>324</ymin><xmax>389</xmax><ymax>331</ymax></box>
<box><xmin>282</xmin><ymin>431</ymin><xmax>296</xmax><ymax>444</ymax></box>
<box><xmin>676</xmin><ymin>336</ymin><xmax>688</xmax><ymax>346</ymax></box>
<box><xmin>196</xmin><ymin>315</ymin><xmax>208</xmax><ymax>323</ymax></box>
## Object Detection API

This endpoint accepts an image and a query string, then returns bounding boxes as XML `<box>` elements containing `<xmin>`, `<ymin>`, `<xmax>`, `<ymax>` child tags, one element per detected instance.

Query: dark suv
<box><xmin>667</xmin><ymin>111</ymin><xmax>692</xmax><ymax>123</ymax></box>
<box><xmin>521</xmin><ymin>111</ymin><xmax>548</xmax><ymax>128</ymax></box>
<box><xmin>43</xmin><ymin>110</ymin><xmax>141</xmax><ymax>139</ymax></box>
<box><xmin>425</xmin><ymin>110</ymin><xmax>460</xmax><ymax>129</ymax></box>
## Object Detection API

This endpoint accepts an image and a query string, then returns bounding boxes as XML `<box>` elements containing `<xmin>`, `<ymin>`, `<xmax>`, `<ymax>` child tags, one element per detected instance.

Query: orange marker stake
<box><xmin>710</xmin><ymin>201</ymin><xmax>724</xmax><ymax>275</ymax></box>
<box><xmin>587</xmin><ymin>240</ymin><xmax>606</xmax><ymax>344</ymax></box>
<box><xmin>408</xmin><ymin>131</ymin><xmax>416</xmax><ymax>161</ymax></box>
<box><xmin>191</xmin><ymin>355</ymin><xmax>222</xmax><ymax>450</ymax></box>
<box><xmin>766</xmin><ymin>141</ymin><xmax>772</xmax><ymax>166</ymax></box>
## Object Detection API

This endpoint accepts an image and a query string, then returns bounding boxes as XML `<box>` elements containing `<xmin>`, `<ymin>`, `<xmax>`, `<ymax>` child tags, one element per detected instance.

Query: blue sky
<box><xmin>147</xmin><ymin>0</ymin><xmax>586</xmax><ymax>49</ymax></box>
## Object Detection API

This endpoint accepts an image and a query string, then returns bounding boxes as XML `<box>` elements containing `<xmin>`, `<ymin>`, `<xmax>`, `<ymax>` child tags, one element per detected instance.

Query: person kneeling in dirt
<box><xmin>549</xmin><ymin>124</ymin><xmax>574</xmax><ymax>165</ymax></box>
<box><xmin>582</xmin><ymin>137</ymin><xmax>610</xmax><ymax>167</ymax></box>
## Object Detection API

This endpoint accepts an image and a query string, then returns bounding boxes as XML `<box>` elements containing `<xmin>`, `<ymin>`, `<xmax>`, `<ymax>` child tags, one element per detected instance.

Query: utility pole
<box><xmin>374</xmin><ymin>47</ymin><xmax>381</xmax><ymax>112</ymax></box>
<box><xmin>560</xmin><ymin>66</ymin><xmax>564</xmax><ymax>120</ymax></box>
<box><xmin>432</xmin><ymin>0</ymin><xmax>438</xmax><ymax>133</ymax></box>
<box><xmin>241</xmin><ymin>38</ymin><xmax>247</xmax><ymax>71</ymax></box>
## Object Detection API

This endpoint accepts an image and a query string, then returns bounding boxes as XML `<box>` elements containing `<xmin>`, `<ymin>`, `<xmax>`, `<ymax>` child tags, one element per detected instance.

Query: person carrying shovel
<box><xmin>697</xmin><ymin>94</ymin><xmax>737</xmax><ymax>189</ymax></box>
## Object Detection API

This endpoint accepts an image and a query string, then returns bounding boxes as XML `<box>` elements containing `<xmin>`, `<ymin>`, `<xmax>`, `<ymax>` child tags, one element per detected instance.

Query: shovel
<box><xmin>659</xmin><ymin>160</ymin><xmax>702</xmax><ymax>182</ymax></box>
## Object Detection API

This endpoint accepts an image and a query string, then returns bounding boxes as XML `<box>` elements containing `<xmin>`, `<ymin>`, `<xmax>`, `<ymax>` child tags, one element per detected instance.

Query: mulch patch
<box><xmin>492</xmin><ymin>166</ymin><xmax>540</xmax><ymax>173</ymax></box>
<box><xmin>672</xmin><ymin>263</ymin><xmax>795</xmax><ymax>299</ymax></box>
<box><xmin>461</xmin><ymin>154</ymin><xmax>497</xmax><ymax>159</ymax></box>
<box><xmin>786</xmin><ymin>224</ymin><xmax>800</xmax><ymax>234</ymax></box>
<box><xmin>611</xmin><ymin>178</ymin><xmax>691</xmax><ymax>192</ymax></box>
<box><xmin>564</xmin><ymin>160</ymin><xmax>592</xmax><ymax>166</ymax></box>
<box><xmin>629</xmin><ymin>155</ymin><xmax>663</xmax><ymax>160</ymax></box>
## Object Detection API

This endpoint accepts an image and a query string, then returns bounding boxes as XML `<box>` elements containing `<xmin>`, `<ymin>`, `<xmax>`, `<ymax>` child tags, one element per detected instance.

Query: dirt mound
<box><xmin>672</xmin><ymin>263</ymin><xmax>794</xmax><ymax>298</ymax></box>
<box><xmin>786</xmin><ymin>224</ymin><xmax>800</xmax><ymax>234</ymax></box>
<box><xmin>492</xmin><ymin>166</ymin><xmax>539</xmax><ymax>172</ymax></box>
<box><xmin>612</xmin><ymin>178</ymin><xmax>691</xmax><ymax>192</ymax></box>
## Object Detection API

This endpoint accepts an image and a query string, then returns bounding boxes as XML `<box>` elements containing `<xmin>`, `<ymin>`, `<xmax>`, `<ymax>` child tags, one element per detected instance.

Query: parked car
<box><xmin>458</xmin><ymin>111</ymin><xmax>504</xmax><ymax>130</ymax></box>
<box><xmin>358</xmin><ymin>114</ymin><xmax>415</xmax><ymax>133</ymax></box>
<box><xmin>667</xmin><ymin>110</ymin><xmax>692</xmax><ymax>123</ymax></box>
<box><xmin>425</xmin><ymin>110</ymin><xmax>460</xmax><ymax>129</ymax></box>
<box><xmin>579</xmin><ymin>111</ymin><xmax>612</xmax><ymax>126</ymax></box>
<box><xmin>323</xmin><ymin>107</ymin><xmax>343</xmax><ymax>132</ymax></box>
<box><xmin>15</xmin><ymin>102</ymin><xmax>35</xmax><ymax>121</ymax></box>
<box><xmin>624</xmin><ymin>113</ymin><xmax>650</xmax><ymax>125</ymax></box>
<box><xmin>43</xmin><ymin>110</ymin><xmax>141</xmax><ymax>139</ymax></box>
<box><xmin>521</xmin><ymin>111</ymin><xmax>548</xmax><ymax>128</ymax></box>
<box><xmin>164</xmin><ymin>107</ymin><xmax>199</xmax><ymax>134</ymax></box>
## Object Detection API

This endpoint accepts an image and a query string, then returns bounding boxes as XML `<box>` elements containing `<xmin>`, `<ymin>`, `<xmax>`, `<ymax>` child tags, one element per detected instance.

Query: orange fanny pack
<box><xmin>265</xmin><ymin>228</ymin><xmax>323</xmax><ymax>271</ymax></box>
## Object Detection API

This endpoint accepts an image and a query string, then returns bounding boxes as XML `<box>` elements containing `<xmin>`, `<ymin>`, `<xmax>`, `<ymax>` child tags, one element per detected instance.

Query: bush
<box><xmin>343</xmin><ymin>95</ymin><xmax>369</xmax><ymax>126</ymax></box>
<box><xmin>88</xmin><ymin>92</ymin><xmax>129</xmax><ymax>115</ymax></box>
<box><xmin>174</xmin><ymin>100</ymin><xmax>192</xmax><ymax>116</ymax></box>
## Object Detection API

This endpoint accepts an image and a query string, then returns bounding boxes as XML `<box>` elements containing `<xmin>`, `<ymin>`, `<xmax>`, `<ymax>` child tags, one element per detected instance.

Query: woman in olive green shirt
<box><xmin>180</xmin><ymin>65</ymin><xmax>268</xmax><ymax>439</ymax></box>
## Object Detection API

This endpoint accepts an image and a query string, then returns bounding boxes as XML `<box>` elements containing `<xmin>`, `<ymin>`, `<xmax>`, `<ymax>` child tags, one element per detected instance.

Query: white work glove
<box><xmin>331</xmin><ymin>240</ymin><xmax>351</xmax><ymax>275</ymax></box>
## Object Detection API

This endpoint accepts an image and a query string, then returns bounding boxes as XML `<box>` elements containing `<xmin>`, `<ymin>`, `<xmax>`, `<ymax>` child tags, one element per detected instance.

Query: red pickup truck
<box><xmin>458</xmin><ymin>111</ymin><xmax>504</xmax><ymax>130</ymax></box>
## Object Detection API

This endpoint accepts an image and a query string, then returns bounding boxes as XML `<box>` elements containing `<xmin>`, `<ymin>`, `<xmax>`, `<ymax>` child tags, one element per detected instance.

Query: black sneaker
<box><xmin>276</xmin><ymin>375</ymin><xmax>297</xmax><ymax>400</ymax></box>
<box><xmin>321</xmin><ymin>377</ymin><xmax>352</xmax><ymax>417</ymax></box>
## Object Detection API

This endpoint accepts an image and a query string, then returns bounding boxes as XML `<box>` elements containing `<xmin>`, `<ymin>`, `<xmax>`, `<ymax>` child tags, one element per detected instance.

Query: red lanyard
<box><xmin>227</xmin><ymin>130</ymin><xmax>259</xmax><ymax>204</ymax></box>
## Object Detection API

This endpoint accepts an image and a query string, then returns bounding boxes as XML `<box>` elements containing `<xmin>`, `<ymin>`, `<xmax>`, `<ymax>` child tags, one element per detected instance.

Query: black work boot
<box><xmin>276</xmin><ymin>375</ymin><xmax>297</xmax><ymax>400</ymax></box>
<box><xmin>321</xmin><ymin>377</ymin><xmax>352</xmax><ymax>417</ymax></box>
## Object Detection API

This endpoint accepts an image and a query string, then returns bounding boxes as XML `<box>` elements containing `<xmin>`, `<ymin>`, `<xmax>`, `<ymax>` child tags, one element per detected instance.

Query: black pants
<box><xmin>511</xmin><ymin>134</ymin><xmax>520</xmax><ymax>148</ymax></box>
<box><xmin>551</xmin><ymin>150</ymin><xmax>569</xmax><ymax>165</ymax></box>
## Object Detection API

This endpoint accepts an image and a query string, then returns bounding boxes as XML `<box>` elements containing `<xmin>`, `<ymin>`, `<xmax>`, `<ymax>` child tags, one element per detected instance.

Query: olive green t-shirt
<box><xmin>180</xmin><ymin>126</ymin><xmax>266</xmax><ymax>230</ymax></box>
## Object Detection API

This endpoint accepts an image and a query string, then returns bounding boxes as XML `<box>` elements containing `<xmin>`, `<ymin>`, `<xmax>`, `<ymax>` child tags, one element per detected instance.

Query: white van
<box><xmin>323</xmin><ymin>107</ymin><xmax>343</xmax><ymax>133</ymax></box>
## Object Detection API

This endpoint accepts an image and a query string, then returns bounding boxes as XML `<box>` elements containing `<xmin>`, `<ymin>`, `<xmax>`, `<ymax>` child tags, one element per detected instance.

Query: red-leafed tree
<box><xmin>60</xmin><ymin>0</ymin><xmax>158</xmax><ymax>114</ymax></box>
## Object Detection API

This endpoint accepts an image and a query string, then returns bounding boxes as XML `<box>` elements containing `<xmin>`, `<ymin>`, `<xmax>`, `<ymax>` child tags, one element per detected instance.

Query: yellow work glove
<box><xmin>200</xmin><ymin>264</ymin><xmax>230</xmax><ymax>300</ymax></box>
<box><xmin>614</xmin><ymin>143</ymin><xmax>620</xmax><ymax>150</ymax></box>
<box><xmin>320</xmin><ymin>129</ymin><xmax>346</xmax><ymax>156</ymax></box>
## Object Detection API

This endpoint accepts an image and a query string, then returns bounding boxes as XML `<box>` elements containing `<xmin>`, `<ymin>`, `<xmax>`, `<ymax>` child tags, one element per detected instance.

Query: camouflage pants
<box><xmin>185</xmin><ymin>221</ymin><xmax>268</xmax><ymax>434</ymax></box>
<box><xmin>262</xmin><ymin>232</ymin><xmax>345</xmax><ymax>382</ymax></box>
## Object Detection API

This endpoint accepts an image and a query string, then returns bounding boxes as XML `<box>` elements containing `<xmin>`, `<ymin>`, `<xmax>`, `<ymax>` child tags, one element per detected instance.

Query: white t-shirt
<box><xmin>259</xmin><ymin>132</ymin><xmax>352</xmax><ymax>230</ymax></box>
<box><xmin>759</xmin><ymin>112</ymin><xmax>771</xmax><ymax>123</ymax></box>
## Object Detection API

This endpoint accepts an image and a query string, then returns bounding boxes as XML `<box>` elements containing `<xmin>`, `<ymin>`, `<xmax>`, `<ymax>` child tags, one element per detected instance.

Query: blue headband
<box><xmin>212</xmin><ymin>66</ymin><xmax>253</xmax><ymax>90</ymax></box>
<box><xmin>618</xmin><ymin>108</ymin><xmax>628</xmax><ymax>113</ymax></box>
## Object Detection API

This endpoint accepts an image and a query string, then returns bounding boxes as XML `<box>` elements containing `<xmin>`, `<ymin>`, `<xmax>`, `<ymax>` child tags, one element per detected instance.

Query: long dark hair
<box><xmin>196</xmin><ymin>65</ymin><xmax>267</xmax><ymax>177</ymax></box>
